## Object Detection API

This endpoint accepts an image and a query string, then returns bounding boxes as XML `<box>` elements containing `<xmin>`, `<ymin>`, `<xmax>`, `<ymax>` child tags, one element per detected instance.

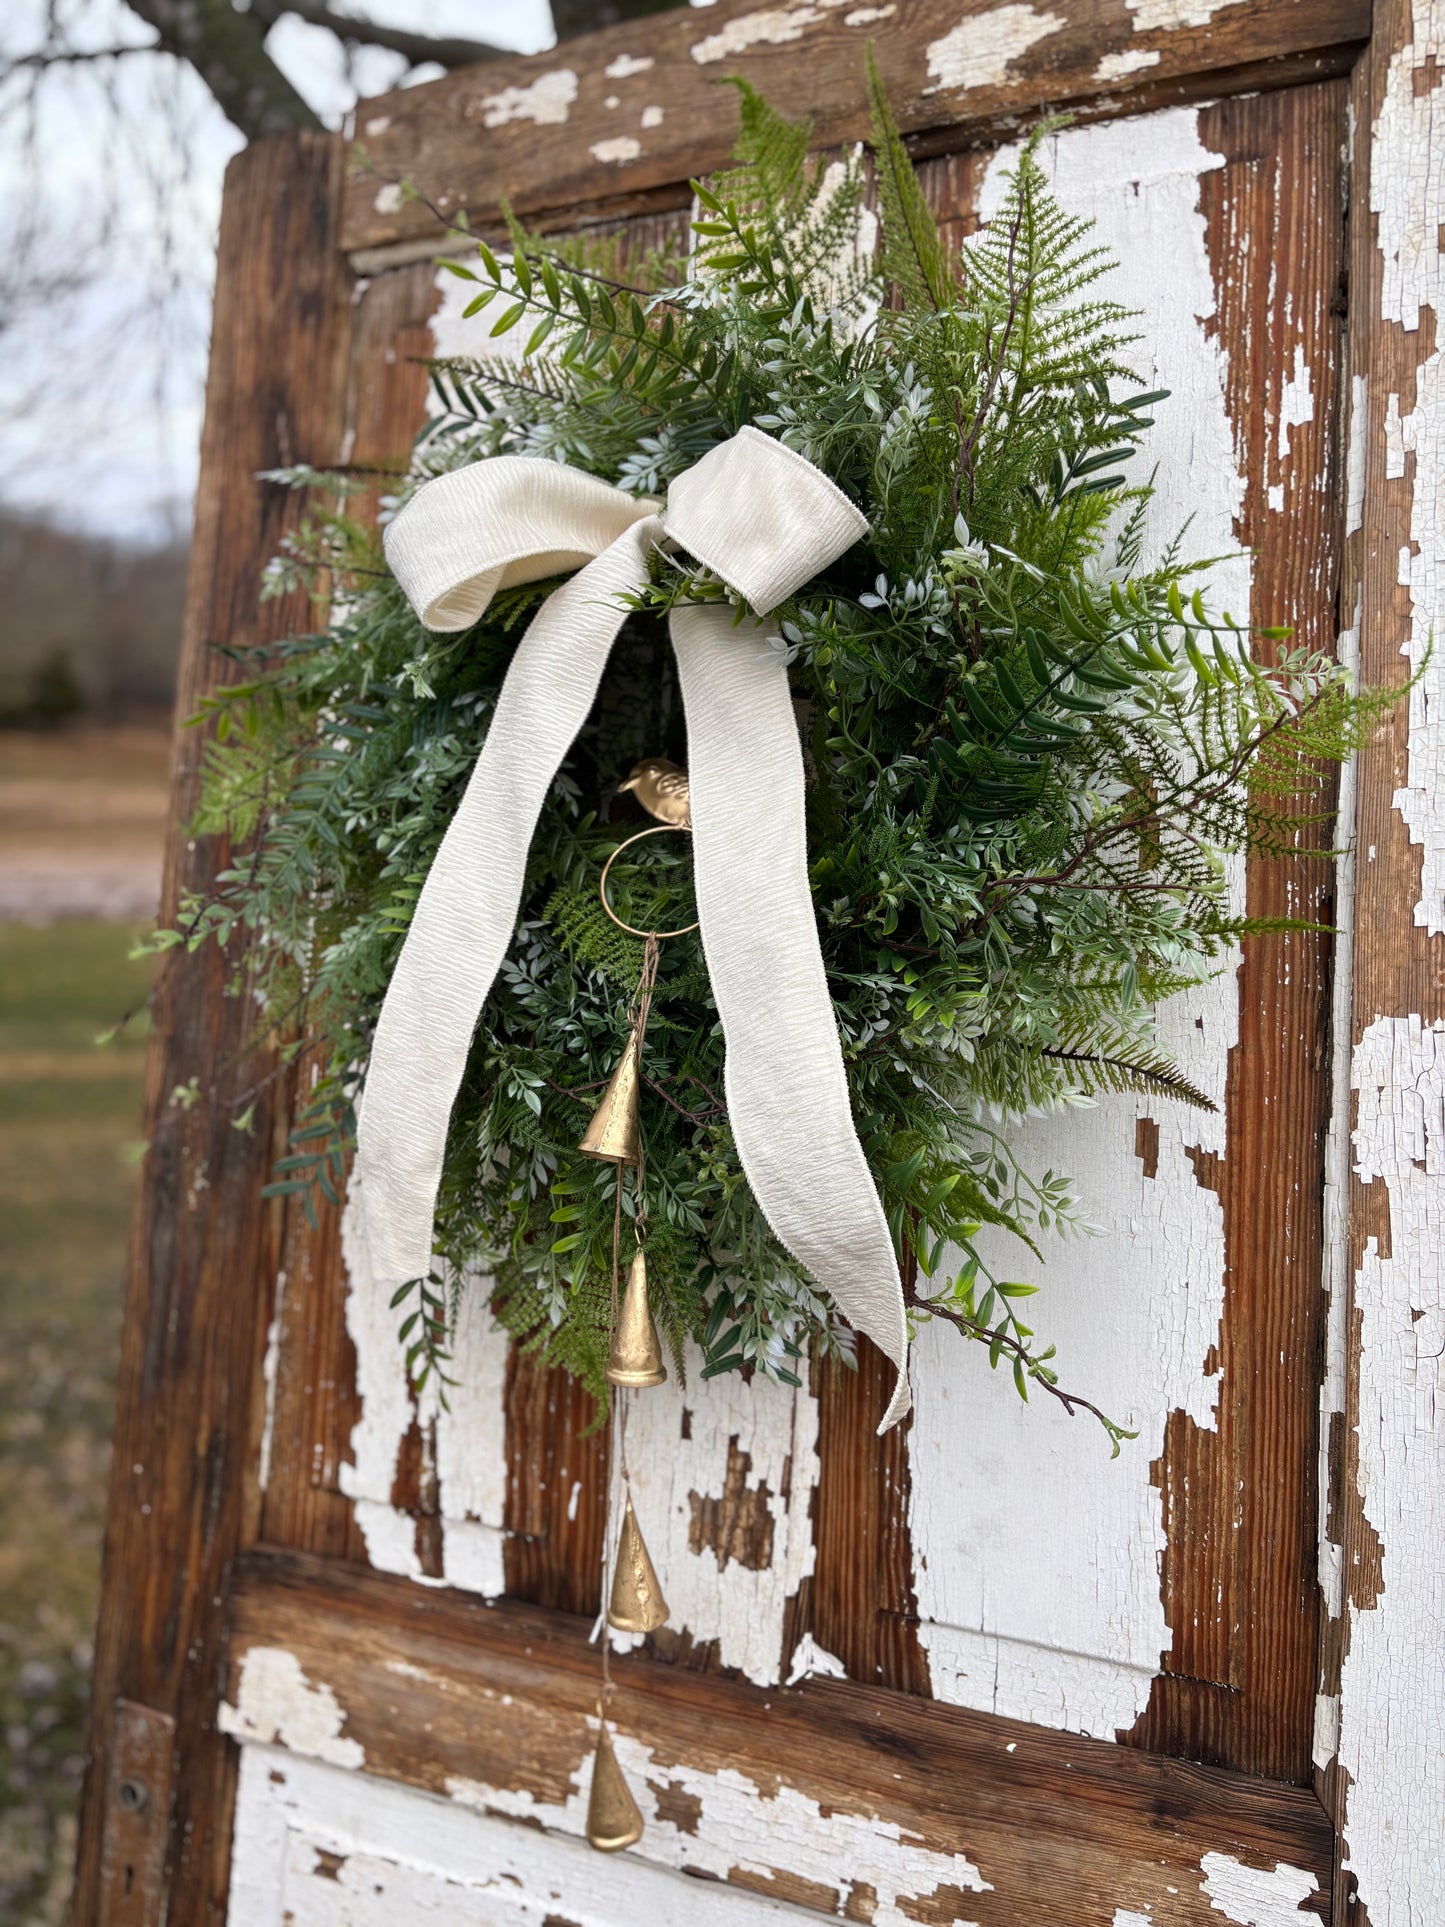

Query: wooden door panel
<box><xmin>221</xmin><ymin>1549</ymin><xmax>1337</xmax><ymax>1927</ymax></box>
<box><xmin>259</xmin><ymin>81</ymin><xmax>1345</xmax><ymax>1782</ymax></box>
<box><xmin>75</xmin><ymin>5</ymin><xmax>1387</xmax><ymax>1918</ymax></box>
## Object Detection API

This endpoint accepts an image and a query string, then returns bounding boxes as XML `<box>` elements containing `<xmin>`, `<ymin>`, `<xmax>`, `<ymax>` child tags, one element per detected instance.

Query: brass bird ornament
<box><xmin>617</xmin><ymin>757</ymin><xmax>691</xmax><ymax>829</ymax></box>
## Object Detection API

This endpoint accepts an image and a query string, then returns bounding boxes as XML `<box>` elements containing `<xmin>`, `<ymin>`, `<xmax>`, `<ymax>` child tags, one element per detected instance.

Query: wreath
<box><xmin>168</xmin><ymin>71</ymin><xmax>1380</xmax><ymax>1446</ymax></box>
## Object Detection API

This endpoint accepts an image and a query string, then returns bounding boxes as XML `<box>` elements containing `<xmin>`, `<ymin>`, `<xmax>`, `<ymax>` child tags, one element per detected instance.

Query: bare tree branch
<box><xmin>122</xmin><ymin>0</ymin><xmax>322</xmax><ymax>139</ymax></box>
<box><xmin>549</xmin><ymin>0</ymin><xmax>680</xmax><ymax>39</ymax></box>
<box><xmin>248</xmin><ymin>0</ymin><xmax>510</xmax><ymax>72</ymax></box>
<box><xmin>1</xmin><ymin>46</ymin><xmax>157</xmax><ymax>74</ymax></box>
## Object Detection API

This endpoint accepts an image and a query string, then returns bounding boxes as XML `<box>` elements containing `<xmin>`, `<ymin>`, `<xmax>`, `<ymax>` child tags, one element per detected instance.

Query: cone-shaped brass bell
<box><xmin>579</xmin><ymin>1032</ymin><xmax>641</xmax><ymax>1165</ymax></box>
<box><xmin>606</xmin><ymin>1250</ymin><xmax>667</xmax><ymax>1388</ymax></box>
<box><xmin>608</xmin><ymin>1497</ymin><xmax>669</xmax><ymax>1633</ymax></box>
<box><xmin>586</xmin><ymin>1724</ymin><xmax>644</xmax><ymax>1852</ymax></box>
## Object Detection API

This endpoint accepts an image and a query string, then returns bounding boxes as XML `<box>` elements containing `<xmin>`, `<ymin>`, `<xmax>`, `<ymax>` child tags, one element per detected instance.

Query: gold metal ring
<box><xmin>599</xmin><ymin>825</ymin><xmax>699</xmax><ymax>940</ymax></box>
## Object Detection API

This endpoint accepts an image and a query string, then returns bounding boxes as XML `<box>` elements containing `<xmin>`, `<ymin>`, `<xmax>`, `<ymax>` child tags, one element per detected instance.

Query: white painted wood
<box><xmin>606</xmin><ymin>1342</ymin><xmax>819</xmax><ymax>1687</ymax></box>
<box><xmin>1327</xmin><ymin>8</ymin><xmax>1445</xmax><ymax>1922</ymax></box>
<box><xmin>909</xmin><ymin>106</ymin><xmax>1248</xmax><ymax>1738</ymax></box>
<box><xmin>338</xmin><ymin>104</ymin><xmax>1262</xmax><ymax>1742</ymax></box>
<box><xmin>230</xmin><ymin>1744</ymin><xmax>817</xmax><ymax>1924</ymax></box>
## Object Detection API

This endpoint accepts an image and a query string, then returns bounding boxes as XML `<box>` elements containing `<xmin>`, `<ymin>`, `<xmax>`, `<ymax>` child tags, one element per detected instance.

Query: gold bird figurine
<box><xmin>617</xmin><ymin>757</ymin><xmax>691</xmax><ymax>830</ymax></box>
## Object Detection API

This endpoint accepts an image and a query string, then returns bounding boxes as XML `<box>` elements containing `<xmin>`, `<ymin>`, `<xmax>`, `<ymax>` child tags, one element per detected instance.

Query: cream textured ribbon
<box><xmin>355</xmin><ymin>426</ymin><xmax>910</xmax><ymax>1428</ymax></box>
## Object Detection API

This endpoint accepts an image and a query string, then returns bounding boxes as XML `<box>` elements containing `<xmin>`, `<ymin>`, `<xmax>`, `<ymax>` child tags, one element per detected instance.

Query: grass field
<box><xmin>0</xmin><ymin>741</ymin><xmax>163</xmax><ymax>1920</ymax></box>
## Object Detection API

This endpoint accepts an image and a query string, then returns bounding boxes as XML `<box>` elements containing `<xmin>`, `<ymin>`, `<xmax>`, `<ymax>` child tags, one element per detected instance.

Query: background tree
<box><xmin>0</xmin><ymin>0</ymin><xmax>673</xmax><ymax>547</ymax></box>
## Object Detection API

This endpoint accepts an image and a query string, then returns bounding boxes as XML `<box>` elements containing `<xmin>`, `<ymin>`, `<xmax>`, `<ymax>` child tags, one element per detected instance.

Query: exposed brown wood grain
<box><xmin>340</xmin><ymin>0</ymin><xmax>1368</xmax><ymax>255</ymax></box>
<box><xmin>1124</xmin><ymin>80</ymin><xmax>1348</xmax><ymax>1782</ymax></box>
<box><xmin>96</xmin><ymin>1701</ymin><xmax>175</xmax><ymax>1926</ymax></box>
<box><xmin>258</xmin><ymin>260</ymin><xmax>442</xmax><ymax>1560</ymax></box>
<box><xmin>225</xmin><ymin>1547</ymin><xmax>1336</xmax><ymax>1925</ymax></box>
<box><xmin>73</xmin><ymin>132</ymin><xmax>356</xmax><ymax>1925</ymax></box>
<box><xmin>502</xmin><ymin>1348</ymin><xmax>610</xmax><ymax>1614</ymax></box>
<box><xmin>807</xmin><ymin>1339</ymin><xmax>930</xmax><ymax>1695</ymax></box>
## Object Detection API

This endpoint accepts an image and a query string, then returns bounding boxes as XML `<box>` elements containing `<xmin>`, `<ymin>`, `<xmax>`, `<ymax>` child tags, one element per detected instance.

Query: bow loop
<box><xmin>662</xmin><ymin>426</ymin><xmax>868</xmax><ymax>615</ymax></box>
<box><xmin>387</xmin><ymin>456</ymin><xmax>655</xmax><ymax>632</ymax></box>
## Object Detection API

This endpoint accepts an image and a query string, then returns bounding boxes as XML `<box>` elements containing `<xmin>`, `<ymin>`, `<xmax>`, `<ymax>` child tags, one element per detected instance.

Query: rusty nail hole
<box><xmin>118</xmin><ymin>1777</ymin><xmax>149</xmax><ymax>1814</ymax></box>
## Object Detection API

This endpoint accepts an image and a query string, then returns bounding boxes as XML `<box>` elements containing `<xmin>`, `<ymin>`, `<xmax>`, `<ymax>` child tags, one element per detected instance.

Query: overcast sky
<box><xmin>0</xmin><ymin>1</ymin><xmax>556</xmax><ymax>548</ymax></box>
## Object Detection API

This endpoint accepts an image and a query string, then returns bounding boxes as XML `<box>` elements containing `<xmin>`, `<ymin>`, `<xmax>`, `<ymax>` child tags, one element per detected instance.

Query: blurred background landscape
<box><xmin>0</xmin><ymin>0</ymin><xmax>584</xmax><ymax>1913</ymax></box>
<box><xmin>0</xmin><ymin>560</ymin><xmax>172</xmax><ymax>1918</ymax></box>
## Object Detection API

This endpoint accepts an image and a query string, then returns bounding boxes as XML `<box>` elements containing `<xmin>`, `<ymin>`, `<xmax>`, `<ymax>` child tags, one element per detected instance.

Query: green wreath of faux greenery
<box><xmin>160</xmin><ymin>70</ymin><xmax>1384</xmax><ymax>1446</ymax></box>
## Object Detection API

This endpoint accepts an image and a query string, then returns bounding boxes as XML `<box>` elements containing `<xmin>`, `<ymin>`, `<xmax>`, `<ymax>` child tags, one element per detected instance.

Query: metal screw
<box><xmin>117</xmin><ymin>1778</ymin><xmax>148</xmax><ymax>1814</ymax></box>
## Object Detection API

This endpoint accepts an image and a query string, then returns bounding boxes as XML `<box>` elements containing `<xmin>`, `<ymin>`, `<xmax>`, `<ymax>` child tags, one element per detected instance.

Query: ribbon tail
<box><xmin>353</xmin><ymin>520</ymin><xmax>659</xmax><ymax>1291</ymax></box>
<box><xmin>670</xmin><ymin>604</ymin><xmax>911</xmax><ymax>1430</ymax></box>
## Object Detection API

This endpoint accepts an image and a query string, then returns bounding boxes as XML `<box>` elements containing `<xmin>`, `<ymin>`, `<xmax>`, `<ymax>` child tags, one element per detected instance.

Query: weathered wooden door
<box><xmin>73</xmin><ymin>1</ymin><xmax>1443</xmax><ymax>1921</ymax></box>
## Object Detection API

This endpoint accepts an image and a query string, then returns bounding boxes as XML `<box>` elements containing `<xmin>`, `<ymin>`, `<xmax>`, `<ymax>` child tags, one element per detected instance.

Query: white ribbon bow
<box><xmin>355</xmin><ymin>425</ymin><xmax>910</xmax><ymax>1428</ymax></box>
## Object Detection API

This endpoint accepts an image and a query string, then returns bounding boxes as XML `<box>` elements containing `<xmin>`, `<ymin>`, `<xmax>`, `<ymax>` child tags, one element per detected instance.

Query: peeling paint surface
<box><xmin>690</xmin><ymin>6</ymin><xmax>827</xmax><ymax>64</ymax></box>
<box><xmin>591</xmin><ymin>136</ymin><xmax>644</xmax><ymax>163</ymax></box>
<box><xmin>230</xmin><ymin>1745</ymin><xmax>813</xmax><ymax>1923</ymax></box>
<box><xmin>219</xmin><ymin>1650</ymin><xmax>364</xmax><ymax>1771</ymax></box>
<box><xmin>910</xmin><ymin>109</ymin><xmax>1243</xmax><ymax>1738</ymax></box>
<box><xmin>608</xmin><ymin>1342</ymin><xmax>819</xmax><ymax>1686</ymax></box>
<box><xmin>449</xmin><ymin>1725</ymin><xmax>991</xmax><ymax>1925</ymax></box>
<box><xmin>1198</xmin><ymin>1853</ymin><xmax>1319</xmax><ymax>1925</ymax></box>
<box><xmin>924</xmin><ymin>5</ymin><xmax>1065</xmax><ymax>94</ymax></box>
<box><xmin>1341</xmin><ymin>1017</ymin><xmax>1445</xmax><ymax>1923</ymax></box>
<box><xmin>1125</xmin><ymin>0</ymin><xmax>1242</xmax><ymax>27</ymax></box>
<box><xmin>473</xmin><ymin>68</ymin><xmax>579</xmax><ymax>129</ymax></box>
<box><xmin>1094</xmin><ymin>47</ymin><xmax>1162</xmax><ymax>81</ymax></box>
<box><xmin>1333</xmin><ymin>10</ymin><xmax>1445</xmax><ymax>1925</ymax></box>
<box><xmin>340</xmin><ymin>1193</ymin><xmax>508</xmax><ymax>1596</ymax></box>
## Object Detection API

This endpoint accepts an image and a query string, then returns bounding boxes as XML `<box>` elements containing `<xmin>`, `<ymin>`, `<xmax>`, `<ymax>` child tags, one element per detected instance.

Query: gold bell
<box><xmin>586</xmin><ymin>1724</ymin><xmax>644</xmax><ymax>1852</ymax></box>
<box><xmin>579</xmin><ymin>1032</ymin><xmax>641</xmax><ymax>1166</ymax></box>
<box><xmin>608</xmin><ymin>1498</ymin><xmax>669</xmax><ymax>1633</ymax></box>
<box><xmin>606</xmin><ymin>1250</ymin><xmax>667</xmax><ymax>1389</ymax></box>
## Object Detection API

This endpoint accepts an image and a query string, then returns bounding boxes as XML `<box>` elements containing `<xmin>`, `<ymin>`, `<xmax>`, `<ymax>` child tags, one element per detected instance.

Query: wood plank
<box><xmin>1323</xmin><ymin>5</ymin><xmax>1445</xmax><ymax>1922</ymax></box>
<box><xmin>223</xmin><ymin>1546</ymin><xmax>1336</xmax><ymax>1925</ymax></box>
<box><xmin>258</xmin><ymin>259</ymin><xmax>443</xmax><ymax>1566</ymax></box>
<box><xmin>339</xmin><ymin>0</ymin><xmax>1368</xmax><ymax>255</ymax></box>
<box><xmin>1124</xmin><ymin>78</ymin><xmax>1347</xmax><ymax>1781</ymax></box>
<box><xmin>72</xmin><ymin>130</ymin><xmax>356</xmax><ymax>1925</ymax></box>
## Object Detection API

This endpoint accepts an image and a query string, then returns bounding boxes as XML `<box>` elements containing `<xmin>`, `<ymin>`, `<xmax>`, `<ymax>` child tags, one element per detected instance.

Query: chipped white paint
<box><xmin>447</xmin><ymin>1721</ymin><xmax>991</xmax><ymax>1925</ymax></box>
<box><xmin>591</xmin><ymin>136</ymin><xmax>644</xmax><ymax>164</ymax></box>
<box><xmin>1199</xmin><ymin>1854</ymin><xmax>1320</xmax><ymax>1925</ymax></box>
<box><xmin>641</xmin><ymin>105</ymin><xmax>665</xmax><ymax>129</ymax></box>
<box><xmin>231</xmin><ymin>1745</ymin><xmax>811</xmax><ymax>1924</ymax></box>
<box><xmin>258</xmin><ymin>1267</ymin><xmax>286</xmax><ymax>1493</ymax></box>
<box><xmin>1340</xmin><ymin>1019</ymin><xmax>1445</xmax><ymax>1923</ymax></box>
<box><xmin>473</xmin><ymin>68</ymin><xmax>578</xmax><ymax>129</ymax></box>
<box><xmin>372</xmin><ymin>182</ymin><xmax>404</xmax><ymax>216</ymax></box>
<box><xmin>605</xmin><ymin>53</ymin><xmax>655</xmax><ymax>77</ymax></box>
<box><xmin>1315</xmin><ymin>578</ymin><xmax>1360</xmax><ymax>1768</ymax></box>
<box><xmin>1094</xmin><ymin>47</ymin><xmax>1162</xmax><ymax>81</ymax></box>
<box><xmin>219</xmin><ymin>1649</ymin><xmax>364</xmax><ymax>1771</ymax></box>
<box><xmin>608</xmin><ymin>1340</ymin><xmax>819</xmax><ymax>1686</ymax></box>
<box><xmin>924</xmin><ymin>5</ymin><xmax>1065</xmax><ymax>94</ymax></box>
<box><xmin>691</xmin><ymin>6</ymin><xmax>826</xmax><ymax>64</ymax></box>
<box><xmin>363</xmin><ymin>115</ymin><xmax>390</xmax><ymax>137</ymax></box>
<box><xmin>845</xmin><ymin>3</ymin><xmax>896</xmax><ymax>20</ymax></box>
<box><xmin>1276</xmin><ymin>342</ymin><xmax>1316</xmax><ymax>467</ymax></box>
<box><xmin>341</xmin><ymin>1178</ymin><xmax>508</xmax><ymax>1595</ymax></box>
<box><xmin>1125</xmin><ymin>0</ymin><xmax>1242</xmax><ymax>27</ymax></box>
<box><xmin>1114</xmin><ymin>1911</ymin><xmax>1154</xmax><ymax>1927</ymax></box>
<box><xmin>910</xmin><ymin>109</ymin><xmax>1244</xmax><ymax>1739</ymax></box>
<box><xmin>1336</xmin><ymin>30</ymin><xmax>1445</xmax><ymax>1911</ymax></box>
<box><xmin>785</xmin><ymin>1631</ymin><xmax>847</xmax><ymax>1684</ymax></box>
<box><xmin>1345</xmin><ymin>373</ymin><xmax>1369</xmax><ymax>535</ymax></box>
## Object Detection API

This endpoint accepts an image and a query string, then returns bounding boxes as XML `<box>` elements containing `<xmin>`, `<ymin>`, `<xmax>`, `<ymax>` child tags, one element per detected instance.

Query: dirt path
<box><xmin>0</xmin><ymin>728</ymin><xmax>170</xmax><ymax>924</ymax></box>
